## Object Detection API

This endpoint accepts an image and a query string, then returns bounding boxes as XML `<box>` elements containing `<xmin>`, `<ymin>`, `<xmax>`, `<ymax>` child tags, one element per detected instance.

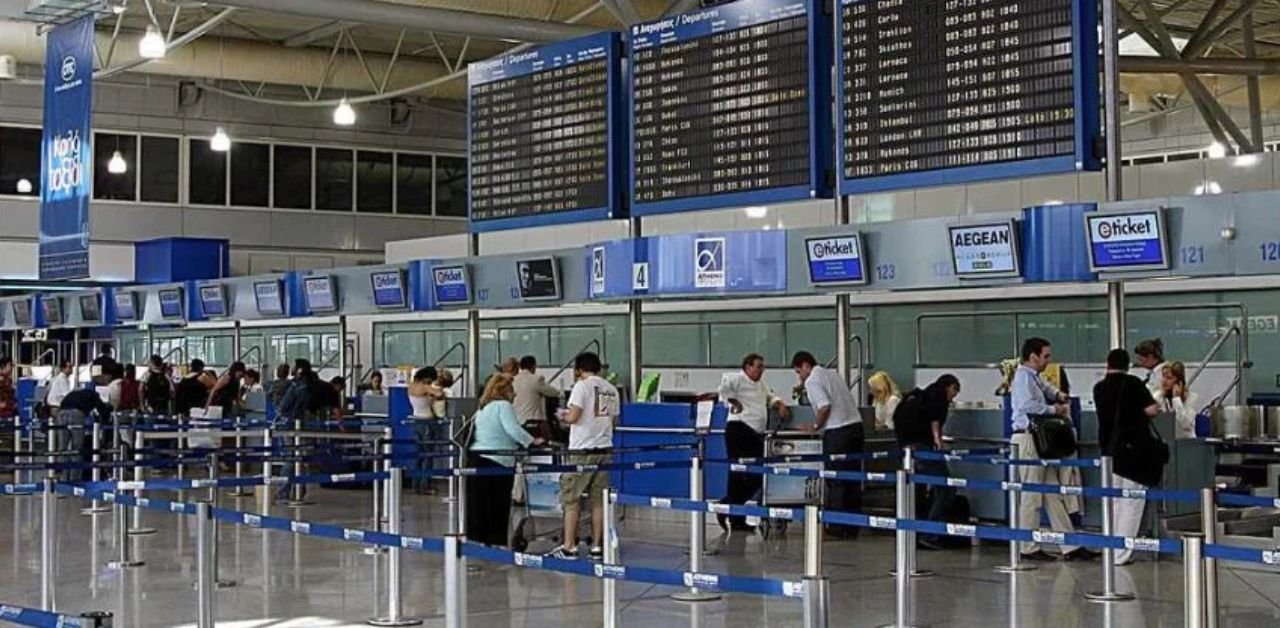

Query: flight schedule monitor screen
<box><xmin>630</xmin><ymin>0</ymin><xmax>827</xmax><ymax>215</ymax></box>
<box><xmin>468</xmin><ymin>32</ymin><xmax>621</xmax><ymax>231</ymax></box>
<box><xmin>837</xmin><ymin>0</ymin><xmax>1098</xmax><ymax>193</ymax></box>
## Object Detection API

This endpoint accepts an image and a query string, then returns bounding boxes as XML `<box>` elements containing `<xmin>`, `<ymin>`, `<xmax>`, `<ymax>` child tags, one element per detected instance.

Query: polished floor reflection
<box><xmin>2</xmin><ymin>487</ymin><xmax>1278</xmax><ymax>627</ymax></box>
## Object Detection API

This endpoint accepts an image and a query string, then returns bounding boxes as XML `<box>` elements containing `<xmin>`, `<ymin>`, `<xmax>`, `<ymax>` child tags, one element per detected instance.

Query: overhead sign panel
<box><xmin>806</xmin><ymin>234</ymin><xmax>867</xmax><ymax>286</ymax></box>
<box><xmin>431</xmin><ymin>265</ymin><xmax>472</xmax><ymax>306</ymax></box>
<box><xmin>1085</xmin><ymin>209</ymin><xmax>1169</xmax><ymax>272</ymax></box>
<box><xmin>39</xmin><ymin>15</ymin><xmax>95</xmax><ymax>280</ymax></box>
<box><xmin>949</xmin><ymin>222</ymin><xmax>1020</xmax><ymax>278</ymax></box>
<box><xmin>837</xmin><ymin>0</ymin><xmax>1100</xmax><ymax>193</ymax></box>
<box><xmin>468</xmin><ymin>32</ymin><xmax>623</xmax><ymax>232</ymax></box>
<box><xmin>629</xmin><ymin>0</ymin><xmax>830</xmax><ymax>215</ymax></box>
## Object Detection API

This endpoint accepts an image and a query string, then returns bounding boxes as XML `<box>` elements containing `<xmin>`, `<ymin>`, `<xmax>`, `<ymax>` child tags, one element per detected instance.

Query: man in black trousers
<box><xmin>793</xmin><ymin>351</ymin><xmax>864</xmax><ymax>539</ymax></box>
<box><xmin>717</xmin><ymin>353</ymin><xmax>790</xmax><ymax>532</ymax></box>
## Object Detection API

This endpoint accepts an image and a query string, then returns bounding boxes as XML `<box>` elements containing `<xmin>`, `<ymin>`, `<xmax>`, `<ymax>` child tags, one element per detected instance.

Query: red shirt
<box><xmin>0</xmin><ymin>373</ymin><xmax>16</xmax><ymax>419</ymax></box>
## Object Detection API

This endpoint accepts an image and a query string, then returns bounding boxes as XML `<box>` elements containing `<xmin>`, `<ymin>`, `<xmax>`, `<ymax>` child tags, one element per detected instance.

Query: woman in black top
<box><xmin>207</xmin><ymin>361</ymin><xmax>246</xmax><ymax>418</ymax></box>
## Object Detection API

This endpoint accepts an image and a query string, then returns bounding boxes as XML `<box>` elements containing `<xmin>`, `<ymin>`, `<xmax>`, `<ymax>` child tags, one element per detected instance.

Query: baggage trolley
<box><xmin>509</xmin><ymin>450</ymin><xmax>594</xmax><ymax>554</ymax></box>
<box><xmin>755</xmin><ymin>430</ymin><xmax>824</xmax><ymax>539</ymax></box>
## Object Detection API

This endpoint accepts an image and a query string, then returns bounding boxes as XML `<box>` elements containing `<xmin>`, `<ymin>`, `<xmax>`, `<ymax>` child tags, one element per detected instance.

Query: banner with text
<box><xmin>39</xmin><ymin>15</ymin><xmax>94</xmax><ymax>280</ymax></box>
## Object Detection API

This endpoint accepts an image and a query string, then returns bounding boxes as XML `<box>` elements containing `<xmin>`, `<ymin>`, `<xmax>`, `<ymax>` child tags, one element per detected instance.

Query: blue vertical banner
<box><xmin>39</xmin><ymin>15</ymin><xmax>94</xmax><ymax>280</ymax></box>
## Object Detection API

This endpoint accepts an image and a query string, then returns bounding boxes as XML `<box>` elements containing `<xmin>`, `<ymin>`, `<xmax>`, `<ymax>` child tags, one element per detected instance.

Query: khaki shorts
<box><xmin>559</xmin><ymin>453</ymin><xmax>611</xmax><ymax>507</ymax></box>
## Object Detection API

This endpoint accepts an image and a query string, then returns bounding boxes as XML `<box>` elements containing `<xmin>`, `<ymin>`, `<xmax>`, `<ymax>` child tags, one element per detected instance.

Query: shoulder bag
<box><xmin>1110</xmin><ymin>381</ymin><xmax>1170</xmax><ymax>487</ymax></box>
<box><xmin>1029</xmin><ymin>414</ymin><xmax>1077</xmax><ymax>459</ymax></box>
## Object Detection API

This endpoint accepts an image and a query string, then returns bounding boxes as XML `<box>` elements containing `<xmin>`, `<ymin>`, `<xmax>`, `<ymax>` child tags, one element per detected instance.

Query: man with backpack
<box><xmin>140</xmin><ymin>355</ymin><xmax>173</xmax><ymax>416</ymax></box>
<box><xmin>893</xmin><ymin>374</ymin><xmax>961</xmax><ymax>550</ymax></box>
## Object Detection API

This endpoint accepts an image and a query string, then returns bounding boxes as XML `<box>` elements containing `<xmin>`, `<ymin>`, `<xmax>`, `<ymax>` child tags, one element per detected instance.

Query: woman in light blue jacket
<box><xmin>467</xmin><ymin>373</ymin><xmax>544</xmax><ymax>546</ymax></box>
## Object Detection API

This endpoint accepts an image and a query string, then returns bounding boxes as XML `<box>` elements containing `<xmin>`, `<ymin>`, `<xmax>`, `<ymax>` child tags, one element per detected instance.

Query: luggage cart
<box><xmin>509</xmin><ymin>450</ymin><xmax>594</xmax><ymax>554</ymax></box>
<box><xmin>755</xmin><ymin>430</ymin><xmax>824</xmax><ymax>539</ymax></box>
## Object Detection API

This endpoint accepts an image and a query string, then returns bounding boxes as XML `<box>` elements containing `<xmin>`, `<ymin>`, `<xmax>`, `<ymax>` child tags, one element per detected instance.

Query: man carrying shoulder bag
<box><xmin>1093</xmin><ymin>348</ymin><xmax>1166</xmax><ymax>566</ymax></box>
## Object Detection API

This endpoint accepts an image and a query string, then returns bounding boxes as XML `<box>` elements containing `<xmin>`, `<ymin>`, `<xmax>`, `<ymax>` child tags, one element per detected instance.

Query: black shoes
<box><xmin>1020</xmin><ymin>550</ymin><xmax>1056</xmax><ymax>562</ymax></box>
<box><xmin>1064</xmin><ymin>548</ymin><xmax>1101</xmax><ymax>562</ymax></box>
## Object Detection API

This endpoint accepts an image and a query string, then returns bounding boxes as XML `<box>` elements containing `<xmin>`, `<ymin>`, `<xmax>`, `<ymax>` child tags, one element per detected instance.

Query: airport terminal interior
<box><xmin>5</xmin><ymin>0</ymin><xmax>1280</xmax><ymax>626</ymax></box>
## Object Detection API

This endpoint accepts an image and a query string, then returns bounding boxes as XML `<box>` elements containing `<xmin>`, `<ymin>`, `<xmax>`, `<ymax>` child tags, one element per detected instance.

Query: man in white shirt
<box><xmin>46</xmin><ymin>360</ymin><xmax>74</xmax><ymax>407</ymax></box>
<box><xmin>793</xmin><ymin>350</ymin><xmax>863</xmax><ymax>539</ymax></box>
<box><xmin>718</xmin><ymin>353</ymin><xmax>790</xmax><ymax>532</ymax></box>
<box><xmin>551</xmin><ymin>352</ymin><xmax>619</xmax><ymax>560</ymax></box>
<box><xmin>1010</xmin><ymin>337</ymin><xmax>1097</xmax><ymax>562</ymax></box>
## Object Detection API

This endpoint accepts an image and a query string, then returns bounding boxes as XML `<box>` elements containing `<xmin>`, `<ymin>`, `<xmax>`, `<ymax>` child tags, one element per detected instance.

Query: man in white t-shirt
<box><xmin>793</xmin><ymin>350</ymin><xmax>864</xmax><ymax>539</ymax></box>
<box><xmin>717</xmin><ymin>352</ymin><xmax>789</xmax><ymax>531</ymax></box>
<box><xmin>46</xmin><ymin>360</ymin><xmax>74</xmax><ymax>407</ymax></box>
<box><xmin>550</xmin><ymin>351</ymin><xmax>619</xmax><ymax>560</ymax></box>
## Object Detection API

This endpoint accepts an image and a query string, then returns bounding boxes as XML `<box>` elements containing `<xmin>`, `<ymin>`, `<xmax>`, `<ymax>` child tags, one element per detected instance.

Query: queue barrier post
<box><xmin>890</xmin><ymin>447</ymin><xmax>933</xmax><ymax>579</ymax></box>
<box><xmin>260</xmin><ymin>426</ymin><xmax>272</xmax><ymax>515</ymax></box>
<box><xmin>994</xmin><ymin>442</ymin><xmax>1036</xmax><ymax>574</ymax></box>
<box><xmin>671</xmin><ymin>454</ymin><xmax>720</xmax><ymax>603</ymax></box>
<box><xmin>207</xmin><ymin>452</ymin><xmax>236</xmax><ymax>590</ymax></box>
<box><xmin>108</xmin><ymin>457</ymin><xmax>144</xmax><ymax>570</ymax></box>
<box><xmin>82</xmin><ymin>420</ymin><xmax>110</xmax><ymax>514</ymax></box>
<box><xmin>45</xmin><ymin>421</ymin><xmax>56</xmax><ymax>482</ymax></box>
<box><xmin>128</xmin><ymin>430</ymin><xmax>156</xmax><ymax>535</ymax></box>
<box><xmin>283</xmin><ymin>418</ymin><xmax>311</xmax><ymax>507</ymax></box>
<box><xmin>1201</xmin><ymin>488</ymin><xmax>1219</xmax><ymax>628</ymax></box>
<box><xmin>368</xmin><ymin>466</ymin><xmax>421</xmax><ymax>626</ymax></box>
<box><xmin>878</xmin><ymin>469</ymin><xmax>919</xmax><ymax>628</ymax></box>
<box><xmin>1184</xmin><ymin>533</ymin><xmax>1206</xmax><ymax>628</ymax></box>
<box><xmin>802</xmin><ymin>504</ymin><xmax>829</xmax><ymax>628</ymax></box>
<box><xmin>196</xmin><ymin>502</ymin><xmax>216</xmax><ymax>628</ymax></box>
<box><xmin>78</xmin><ymin>610</ymin><xmax>114</xmax><ymax>627</ymax></box>
<box><xmin>365</xmin><ymin>431</ymin><xmax>390</xmax><ymax>556</ymax></box>
<box><xmin>228</xmin><ymin>415</ymin><xmax>250</xmax><ymax>498</ymax></box>
<box><xmin>1085</xmin><ymin>456</ymin><xmax>1133</xmax><ymax>602</ymax></box>
<box><xmin>41</xmin><ymin>477</ymin><xmax>55</xmax><ymax>611</ymax></box>
<box><xmin>602</xmin><ymin>489</ymin><xmax>620</xmax><ymax>628</ymax></box>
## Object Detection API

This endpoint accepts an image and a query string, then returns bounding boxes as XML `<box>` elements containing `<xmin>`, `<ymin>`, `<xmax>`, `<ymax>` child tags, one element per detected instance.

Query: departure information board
<box><xmin>630</xmin><ymin>0</ymin><xmax>830</xmax><ymax>216</ymax></box>
<box><xmin>837</xmin><ymin>0</ymin><xmax>1098</xmax><ymax>193</ymax></box>
<box><xmin>468</xmin><ymin>32</ymin><xmax>622</xmax><ymax>232</ymax></box>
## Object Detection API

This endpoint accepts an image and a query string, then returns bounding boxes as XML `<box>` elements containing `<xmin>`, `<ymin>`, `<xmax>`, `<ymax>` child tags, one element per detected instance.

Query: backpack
<box><xmin>891</xmin><ymin>389</ymin><xmax>930</xmax><ymax>447</ymax></box>
<box><xmin>144</xmin><ymin>371</ymin><xmax>171</xmax><ymax>413</ymax></box>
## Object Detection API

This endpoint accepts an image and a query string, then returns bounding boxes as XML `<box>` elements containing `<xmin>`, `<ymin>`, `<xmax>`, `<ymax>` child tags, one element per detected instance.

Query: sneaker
<box><xmin>548</xmin><ymin>546</ymin><xmax>579</xmax><ymax>560</ymax></box>
<box><xmin>589</xmin><ymin>546</ymin><xmax>603</xmax><ymax>560</ymax></box>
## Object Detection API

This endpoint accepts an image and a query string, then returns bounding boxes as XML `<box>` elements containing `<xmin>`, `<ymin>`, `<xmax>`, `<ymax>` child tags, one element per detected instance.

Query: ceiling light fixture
<box><xmin>1206</xmin><ymin>142</ymin><xmax>1227</xmax><ymax>159</ymax></box>
<box><xmin>1234</xmin><ymin>153</ymin><xmax>1260</xmax><ymax>167</ymax></box>
<box><xmin>107</xmin><ymin>150</ymin><xmax>127</xmax><ymax>174</ymax></box>
<box><xmin>743</xmin><ymin>205</ymin><xmax>768</xmax><ymax>219</ymax></box>
<box><xmin>16</xmin><ymin>178</ymin><xmax>32</xmax><ymax>194</ymax></box>
<box><xmin>138</xmin><ymin>24</ymin><xmax>166</xmax><ymax>59</ymax></box>
<box><xmin>210</xmin><ymin>126</ymin><xmax>231</xmax><ymax>152</ymax></box>
<box><xmin>333</xmin><ymin>98</ymin><xmax>356</xmax><ymax>126</ymax></box>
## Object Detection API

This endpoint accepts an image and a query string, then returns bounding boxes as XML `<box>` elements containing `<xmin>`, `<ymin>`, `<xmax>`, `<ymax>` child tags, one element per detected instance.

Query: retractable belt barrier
<box><xmin>728</xmin><ymin>463</ymin><xmax>896</xmax><ymax>484</ymax></box>
<box><xmin>911</xmin><ymin>473</ymin><xmax>1204</xmax><ymax>504</ymax></box>
<box><xmin>913</xmin><ymin>450</ymin><xmax>1103</xmax><ymax>468</ymax></box>
<box><xmin>0</xmin><ymin>603</ymin><xmax>110</xmax><ymax>628</ymax></box>
<box><xmin>78</xmin><ymin>470</ymin><xmax>390</xmax><ymax>492</ymax></box>
<box><xmin>707</xmin><ymin>447</ymin><xmax>1005</xmax><ymax>466</ymax></box>
<box><xmin>406</xmin><ymin>459</ymin><xmax>694</xmax><ymax>479</ymax></box>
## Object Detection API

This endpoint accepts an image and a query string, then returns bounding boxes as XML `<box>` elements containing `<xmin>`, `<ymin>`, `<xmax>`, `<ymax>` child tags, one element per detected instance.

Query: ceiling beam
<box><xmin>282</xmin><ymin>20</ymin><xmax>349</xmax><ymax>47</ymax></box>
<box><xmin>213</xmin><ymin>0</ymin><xmax>600</xmax><ymax>43</ymax></box>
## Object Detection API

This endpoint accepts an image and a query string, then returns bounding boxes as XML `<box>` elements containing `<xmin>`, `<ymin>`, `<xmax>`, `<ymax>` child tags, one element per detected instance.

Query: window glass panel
<box><xmin>0</xmin><ymin>126</ymin><xmax>41</xmax><ymax>196</ymax></box>
<box><xmin>316</xmin><ymin>148</ymin><xmax>353</xmax><ymax>211</ymax></box>
<box><xmin>140</xmin><ymin>136</ymin><xmax>179</xmax><ymax>203</ymax></box>
<box><xmin>425</xmin><ymin>330</ymin><xmax>467</xmax><ymax>368</ymax></box>
<box><xmin>396</xmin><ymin>153</ymin><xmax>432</xmax><ymax>215</ymax></box>
<box><xmin>240</xmin><ymin>334</ymin><xmax>266</xmax><ymax>371</ymax></box>
<box><xmin>93</xmin><ymin>133</ymin><xmax>136</xmax><ymax>201</ymax></box>
<box><xmin>382</xmin><ymin>330</ymin><xmax>425</xmax><ymax>367</ymax></box>
<box><xmin>550</xmin><ymin>326</ymin><xmax>606</xmax><ymax>368</ymax></box>
<box><xmin>642</xmin><ymin>323</ymin><xmax>707</xmax><ymax>366</ymax></box>
<box><xmin>710</xmin><ymin>322</ymin><xmax>784</xmax><ymax>367</ymax></box>
<box><xmin>434</xmin><ymin>156</ymin><xmax>466</xmax><ymax>217</ymax></box>
<box><xmin>786</xmin><ymin>320</ymin><xmax>835</xmax><ymax>366</ymax></box>
<box><xmin>498</xmin><ymin>327</ymin><xmax>549</xmax><ymax>365</ymax></box>
<box><xmin>205</xmin><ymin>335</ymin><xmax>234</xmax><ymax>367</ymax></box>
<box><xmin>919</xmin><ymin>314</ymin><xmax>1015</xmax><ymax>365</ymax></box>
<box><xmin>230</xmin><ymin>142</ymin><xmax>269</xmax><ymax>207</ymax></box>
<box><xmin>273</xmin><ymin>145</ymin><xmax>312</xmax><ymax>209</ymax></box>
<box><xmin>356</xmin><ymin>151</ymin><xmax>392</xmax><ymax>213</ymax></box>
<box><xmin>283</xmin><ymin>335</ymin><xmax>313</xmax><ymax>363</ymax></box>
<box><xmin>188</xmin><ymin>138</ymin><xmax>227</xmax><ymax>205</ymax></box>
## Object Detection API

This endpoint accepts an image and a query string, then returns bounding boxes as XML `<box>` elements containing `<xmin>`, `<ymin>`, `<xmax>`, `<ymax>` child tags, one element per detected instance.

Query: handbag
<box><xmin>1028</xmin><ymin>414</ymin><xmax>1077</xmax><ymax>459</ymax></box>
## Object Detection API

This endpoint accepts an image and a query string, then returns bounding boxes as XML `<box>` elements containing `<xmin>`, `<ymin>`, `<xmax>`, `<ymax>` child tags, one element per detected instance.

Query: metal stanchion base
<box><xmin>876</xmin><ymin>623</ymin><xmax>924</xmax><ymax>628</ymax></box>
<box><xmin>670</xmin><ymin>590</ymin><xmax>722</xmax><ymax>602</ymax></box>
<box><xmin>81</xmin><ymin>504</ymin><xmax>112</xmax><ymax>515</ymax></box>
<box><xmin>127</xmin><ymin>527</ymin><xmax>157</xmax><ymax>535</ymax></box>
<box><xmin>107</xmin><ymin>560</ymin><xmax>145</xmax><ymax>569</ymax></box>
<box><xmin>281</xmin><ymin>500</ymin><xmax>313</xmax><ymax>508</ymax></box>
<box><xmin>191</xmin><ymin>579</ymin><xmax>238</xmax><ymax>589</ymax></box>
<box><xmin>363</xmin><ymin>546</ymin><xmax>389</xmax><ymax>555</ymax></box>
<box><xmin>227</xmin><ymin>490</ymin><xmax>252</xmax><ymax>498</ymax></box>
<box><xmin>366</xmin><ymin>617</ymin><xmax>423</xmax><ymax>627</ymax></box>
<box><xmin>887</xmin><ymin>569</ymin><xmax>936</xmax><ymax>578</ymax></box>
<box><xmin>1085</xmin><ymin>590</ymin><xmax>1136</xmax><ymax>602</ymax></box>
<box><xmin>993</xmin><ymin>563</ymin><xmax>1038</xmax><ymax>573</ymax></box>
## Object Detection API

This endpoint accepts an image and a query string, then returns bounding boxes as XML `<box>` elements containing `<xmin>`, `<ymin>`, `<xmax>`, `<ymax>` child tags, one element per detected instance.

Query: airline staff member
<box><xmin>1010</xmin><ymin>338</ymin><xmax>1097</xmax><ymax>562</ymax></box>
<box><xmin>793</xmin><ymin>351</ymin><xmax>863</xmax><ymax>539</ymax></box>
<box><xmin>717</xmin><ymin>353</ymin><xmax>790</xmax><ymax>532</ymax></box>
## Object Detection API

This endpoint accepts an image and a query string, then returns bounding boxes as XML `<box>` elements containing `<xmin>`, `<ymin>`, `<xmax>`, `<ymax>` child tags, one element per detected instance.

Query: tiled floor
<box><xmin>2</xmin><ymin>486</ymin><xmax>1279</xmax><ymax>627</ymax></box>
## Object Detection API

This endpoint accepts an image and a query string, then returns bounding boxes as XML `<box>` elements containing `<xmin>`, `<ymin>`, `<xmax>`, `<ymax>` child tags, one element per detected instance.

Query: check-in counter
<box><xmin>612</xmin><ymin>403</ymin><xmax>725</xmax><ymax>500</ymax></box>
